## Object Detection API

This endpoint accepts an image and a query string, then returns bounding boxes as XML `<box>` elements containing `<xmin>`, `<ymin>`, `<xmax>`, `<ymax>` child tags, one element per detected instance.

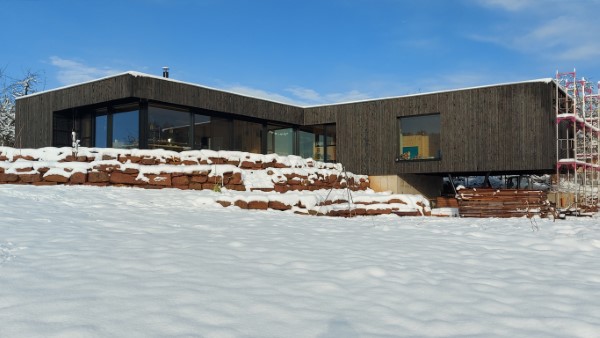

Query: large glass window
<box><xmin>95</xmin><ymin>109</ymin><xmax>108</xmax><ymax>148</ymax></box>
<box><xmin>112</xmin><ymin>105</ymin><xmax>139</xmax><ymax>149</ymax></box>
<box><xmin>298</xmin><ymin>128</ymin><xmax>315</xmax><ymax>159</ymax></box>
<box><xmin>297</xmin><ymin>124</ymin><xmax>336</xmax><ymax>162</ymax></box>
<box><xmin>194</xmin><ymin>114</ymin><xmax>211</xmax><ymax>149</ymax></box>
<box><xmin>267</xmin><ymin>126</ymin><xmax>294</xmax><ymax>156</ymax></box>
<box><xmin>398</xmin><ymin>113</ymin><xmax>441</xmax><ymax>160</ymax></box>
<box><xmin>148</xmin><ymin>105</ymin><xmax>191</xmax><ymax>151</ymax></box>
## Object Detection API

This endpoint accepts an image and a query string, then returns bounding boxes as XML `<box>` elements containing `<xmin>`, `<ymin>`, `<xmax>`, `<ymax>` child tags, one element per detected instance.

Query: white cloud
<box><xmin>474</xmin><ymin>0</ymin><xmax>538</xmax><ymax>11</ymax></box>
<box><xmin>49</xmin><ymin>57</ymin><xmax>123</xmax><ymax>86</ymax></box>
<box><xmin>285</xmin><ymin>86</ymin><xmax>371</xmax><ymax>105</ymax></box>
<box><xmin>224</xmin><ymin>85</ymin><xmax>301</xmax><ymax>105</ymax></box>
<box><xmin>224</xmin><ymin>84</ymin><xmax>371</xmax><ymax>106</ymax></box>
<box><xmin>470</xmin><ymin>1</ymin><xmax>600</xmax><ymax>61</ymax></box>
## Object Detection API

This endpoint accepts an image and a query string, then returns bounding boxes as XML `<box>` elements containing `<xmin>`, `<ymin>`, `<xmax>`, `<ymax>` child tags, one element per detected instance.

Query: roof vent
<box><xmin>162</xmin><ymin>67</ymin><xmax>169</xmax><ymax>78</ymax></box>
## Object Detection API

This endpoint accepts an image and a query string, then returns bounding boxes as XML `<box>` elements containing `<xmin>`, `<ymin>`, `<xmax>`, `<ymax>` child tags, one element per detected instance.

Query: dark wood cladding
<box><xmin>15</xmin><ymin>75</ymin><xmax>135</xmax><ymax>147</ymax></box>
<box><xmin>305</xmin><ymin>82</ymin><xmax>556</xmax><ymax>175</ymax></box>
<box><xmin>16</xmin><ymin>73</ymin><xmax>557</xmax><ymax>177</ymax></box>
<box><xmin>132</xmin><ymin>76</ymin><xmax>303</xmax><ymax>124</ymax></box>
<box><xmin>15</xmin><ymin>74</ymin><xmax>303</xmax><ymax>147</ymax></box>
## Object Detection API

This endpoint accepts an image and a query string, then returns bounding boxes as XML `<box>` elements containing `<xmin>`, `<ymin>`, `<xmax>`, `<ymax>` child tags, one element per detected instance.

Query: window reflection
<box><xmin>148</xmin><ymin>105</ymin><xmax>191</xmax><ymax>151</ymax></box>
<box><xmin>398</xmin><ymin>114</ymin><xmax>441</xmax><ymax>160</ymax></box>
<box><xmin>297</xmin><ymin>124</ymin><xmax>336</xmax><ymax>162</ymax></box>
<box><xmin>113</xmin><ymin>106</ymin><xmax>139</xmax><ymax>149</ymax></box>
<box><xmin>267</xmin><ymin>126</ymin><xmax>294</xmax><ymax>156</ymax></box>
<box><xmin>95</xmin><ymin>110</ymin><xmax>107</xmax><ymax>148</ymax></box>
<box><xmin>194</xmin><ymin>114</ymin><xmax>211</xmax><ymax>149</ymax></box>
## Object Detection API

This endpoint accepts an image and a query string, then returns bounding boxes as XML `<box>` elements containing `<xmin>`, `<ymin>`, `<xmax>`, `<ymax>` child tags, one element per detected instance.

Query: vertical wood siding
<box><xmin>304</xmin><ymin>82</ymin><xmax>556</xmax><ymax>175</ymax></box>
<box><xmin>17</xmin><ymin>74</ymin><xmax>556</xmax><ymax>176</ymax></box>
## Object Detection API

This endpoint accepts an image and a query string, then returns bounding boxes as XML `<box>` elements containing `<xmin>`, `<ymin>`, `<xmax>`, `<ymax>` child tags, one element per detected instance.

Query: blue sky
<box><xmin>3</xmin><ymin>0</ymin><xmax>600</xmax><ymax>105</ymax></box>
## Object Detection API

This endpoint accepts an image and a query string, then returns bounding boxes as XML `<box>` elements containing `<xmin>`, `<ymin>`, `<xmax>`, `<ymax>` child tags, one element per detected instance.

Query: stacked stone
<box><xmin>0</xmin><ymin>153</ymin><xmax>246</xmax><ymax>191</ymax></box>
<box><xmin>0</xmin><ymin>151</ymin><xmax>369</xmax><ymax>193</ymax></box>
<box><xmin>0</xmin><ymin>148</ymin><xmax>437</xmax><ymax>218</ymax></box>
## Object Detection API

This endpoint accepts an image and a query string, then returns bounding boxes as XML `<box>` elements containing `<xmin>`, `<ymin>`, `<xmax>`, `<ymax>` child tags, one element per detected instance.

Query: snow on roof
<box><xmin>306</xmin><ymin>78</ymin><xmax>555</xmax><ymax>108</ymax></box>
<box><xmin>16</xmin><ymin>71</ymin><xmax>555</xmax><ymax>108</ymax></box>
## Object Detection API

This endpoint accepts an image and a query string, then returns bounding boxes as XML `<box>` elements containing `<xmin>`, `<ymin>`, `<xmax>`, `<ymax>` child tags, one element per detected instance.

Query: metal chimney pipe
<box><xmin>162</xmin><ymin>67</ymin><xmax>169</xmax><ymax>78</ymax></box>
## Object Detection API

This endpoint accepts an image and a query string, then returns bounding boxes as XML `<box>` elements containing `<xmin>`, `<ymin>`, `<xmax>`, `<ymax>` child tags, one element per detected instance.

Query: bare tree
<box><xmin>0</xmin><ymin>70</ymin><xmax>40</xmax><ymax>146</ymax></box>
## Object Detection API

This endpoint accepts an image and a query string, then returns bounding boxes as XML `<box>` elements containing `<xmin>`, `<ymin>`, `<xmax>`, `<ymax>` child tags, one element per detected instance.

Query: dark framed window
<box><xmin>94</xmin><ymin>108</ymin><xmax>108</xmax><ymax>148</ymax></box>
<box><xmin>148</xmin><ymin>104</ymin><xmax>191</xmax><ymax>151</ymax></box>
<box><xmin>267</xmin><ymin>125</ymin><xmax>294</xmax><ymax>156</ymax></box>
<box><xmin>398</xmin><ymin>113</ymin><xmax>441</xmax><ymax>160</ymax></box>
<box><xmin>297</xmin><ymin>124</ymin><xmax>336</xmax><ymax>162</ymax></box>
<box><xmin>112</xmin><ymin>104</ymin><xmax>139</xmax><ymax>149</ymax></box>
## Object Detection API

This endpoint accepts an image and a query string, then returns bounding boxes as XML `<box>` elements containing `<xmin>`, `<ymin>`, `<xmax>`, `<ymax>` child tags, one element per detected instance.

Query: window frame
<box><xmin>397</xmin><ymin>113</ymin><xmax>441</xmax><ymax>162</ymax></box>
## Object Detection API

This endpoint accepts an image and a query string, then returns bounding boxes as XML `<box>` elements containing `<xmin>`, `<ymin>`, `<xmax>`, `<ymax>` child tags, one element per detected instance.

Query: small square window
<box><xmin>398</xmin><ymin>113</ymin><xmax>441</xmax><ymax>161</ymax></box>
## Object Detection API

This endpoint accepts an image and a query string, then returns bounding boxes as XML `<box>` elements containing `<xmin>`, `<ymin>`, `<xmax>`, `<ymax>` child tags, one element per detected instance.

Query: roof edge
<box><xmin>16</xmin><ymin>71</ymin><xmax>554</xmax><ymax>109</ymax></box>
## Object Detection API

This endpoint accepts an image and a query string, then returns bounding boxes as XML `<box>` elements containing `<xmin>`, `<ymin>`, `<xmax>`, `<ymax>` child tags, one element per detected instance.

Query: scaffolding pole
<box><xmin>554</xmin><ymin>69</ymin><xmax>600</xmax><ymax>213</ymax></box>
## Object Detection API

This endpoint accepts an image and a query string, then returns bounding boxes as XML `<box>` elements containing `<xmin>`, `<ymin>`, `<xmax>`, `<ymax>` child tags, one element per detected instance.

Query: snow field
<box><xmin>0</xmin><ymin>184</ymin><xmax>599</xmax><ymax>337</ymax></box>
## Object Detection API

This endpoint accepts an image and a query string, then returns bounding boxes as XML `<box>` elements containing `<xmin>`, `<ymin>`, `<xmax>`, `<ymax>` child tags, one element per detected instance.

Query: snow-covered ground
<box><xmin>1</xmin><ymin>185</ymin><xmax>599</xmax><ymax>338</ymax></box>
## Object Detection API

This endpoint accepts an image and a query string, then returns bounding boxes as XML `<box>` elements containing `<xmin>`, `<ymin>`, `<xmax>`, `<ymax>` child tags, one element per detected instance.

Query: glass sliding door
<box><xmin>267</xmin><ymin>125</ymin><xmax>294</xmax><ymax>156</ymax></box>
<box><xmin>299</xmin><ymin>124</ymin><xmax>336</xmax><ymax>162</ymax></box>
<box><xmin>95</xmin><ymin>108</ymin><xmax>108</xmax><ymax>148</ymax></box>
<box><xmin>324</xmin><ymin>124</ymin><xmax>336</xmax><ymax>162</ymax></box>
<box><xmin>194</xmin><ymin>114</ymin><xmax>211</xmax><ymax>149</ymax></box>
<box><xmin>298</xmin><ymin>128</ymin><xmax>315</xmax><ymax>159</ymax></box>
<box><xmin>112</xmin><ymin>104</ymin><xmax>139</xmax><ymax>149</ymax></box>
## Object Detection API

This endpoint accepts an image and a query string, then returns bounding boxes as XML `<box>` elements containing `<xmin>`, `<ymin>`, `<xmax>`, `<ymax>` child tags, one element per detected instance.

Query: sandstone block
<box><xmin>217</xmin><ymin>200</ymin><xmax>232</xmax><ymax>208</ymax></box>
<box><xmin>94</xmin><ymin>164</ymin><xmax>119</xmax><ymax>172</ymax></box>
<box><xmin>16</xmin><ymin>167</ymin><xmax>34</xmax><ymax>173</ymax></box>
<box><xmin>172</xmin><ymin>175</ymin><xmax>190</xmax><ymax>186</ymax></box>
<box><xmin>109</xmin><ymin>172</ymin><xmax>144</xmax><ymax>185</ymax></box>
<box><xmin>189</xmin><ymin>182</ymin><xmax>205</xmax><ymax>190</ymax></box>
<box><xmin>121</xmin><ymin>168</ymin><xmax>139</xmax><ymax>175</ymax></box>
<box><xmin>43</xmin><ymin>174</ymin><xmax>69</xmax><ymax>183</ymax></box>
<box><xmin>18</xmin><ymin>173</ymin><xmax>42</xmax><ymax>183</ymax></box>
<box><xmin>69</xmin><ymin>172</ymin><xmax>87</xmax><ymax>184</ymax></box>
<box><xmin>208</xmin><ymin>157</ymin><xmax>225</xmax><ymax>164</ymax></box>
<box><xmin>234</xmin><ymin>200</ymin><xmax>248</xmax><ymax>209</ymax></box>
<box><xmin>13</xmin><ymin>155</ymin><xmax>34</xmax><ymax>161</ymax></box>
<box><xmin>247</xmin><ymin>200</ymin><xmax>268</xmax><ymax>210</ymax></box>
<box><xmin>268</xmin><ymin>201</ymin><xmax>291</xmax><ymax>211</ymax></box>
<box><xmin>147</xmin><ymin>174</ymin><xmax>172</xmax><ymax>187</ymax></box>
<box><xmin>224</xmin><ymin>184</ymin><xmax>246</xmax><ymax>191</ymax></box>
<box><xmin>190</xmin><ymin>174</ymin><xmax>208</xmax><ymax>183</ymax></box>
<box><xmin>88</xmin><ymin>171</ymin><xmax>109</xmax><ymax>183</ymax></box>
<box><xmin>141</xmin><ymin>157</ymin><xmax>156</xmax><ymax>165</ymax></box>
<box><xmin>240</xmin><ymin>161</ymin><xmax>254</xmax><ymax>169</ymax></box>
<box><xmin>33</xmin><ymin>181</ymin><xmax>57</xmax><ymax>186</ymax></box>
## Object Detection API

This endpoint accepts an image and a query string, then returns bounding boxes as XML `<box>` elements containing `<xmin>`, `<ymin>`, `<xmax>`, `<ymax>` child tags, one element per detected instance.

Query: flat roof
<box><xmin>17</xmin><ymin>71</ymin><xmax>554</xmax><ymax>108</ymax></box>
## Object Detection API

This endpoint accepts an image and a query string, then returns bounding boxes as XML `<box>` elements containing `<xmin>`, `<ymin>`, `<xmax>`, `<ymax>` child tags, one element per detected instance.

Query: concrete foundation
<box><xmin>368</xmin><ymin>174</ymin><xmax>442</xmax><ymax>199</ymax></box>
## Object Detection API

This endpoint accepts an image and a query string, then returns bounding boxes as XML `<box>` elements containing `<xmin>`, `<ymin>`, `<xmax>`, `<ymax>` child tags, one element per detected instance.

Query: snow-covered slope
<box><xmin>1</xmin><ymin>185</ymin><xmax>599</xmax><ymax>337</ymax></box>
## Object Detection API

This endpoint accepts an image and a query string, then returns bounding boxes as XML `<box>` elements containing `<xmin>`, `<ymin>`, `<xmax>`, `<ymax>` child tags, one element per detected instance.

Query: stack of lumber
<box><xmin>457</xmin><ymin>188</ymin><xmax>552</xmax><ymax>218</ymax></box>
<box><xmin>436</xmin><ymin>196</ymin><xmax>459</xmax><ymax>208</ymax></box>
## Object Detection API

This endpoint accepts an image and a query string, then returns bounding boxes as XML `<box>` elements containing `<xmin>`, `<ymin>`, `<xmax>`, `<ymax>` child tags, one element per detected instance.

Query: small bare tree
<box><xmin>0</xmin><ymin>70</ymin><xmax>40</xmax><ymax>146</ymax></box>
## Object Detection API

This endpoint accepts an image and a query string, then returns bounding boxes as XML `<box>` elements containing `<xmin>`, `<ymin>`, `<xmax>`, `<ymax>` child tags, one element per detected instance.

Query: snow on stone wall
<box><xmin>0</xmin><ymin>147</ymin><xmax>430</xmax><ymax>216</ymax></box>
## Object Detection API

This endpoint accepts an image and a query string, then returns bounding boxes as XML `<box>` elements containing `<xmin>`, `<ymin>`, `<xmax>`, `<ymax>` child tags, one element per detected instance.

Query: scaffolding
<box><xmin>554</xmin><ymin>69</ymin><xmax>600</xmax><ymax>213</ymax></box>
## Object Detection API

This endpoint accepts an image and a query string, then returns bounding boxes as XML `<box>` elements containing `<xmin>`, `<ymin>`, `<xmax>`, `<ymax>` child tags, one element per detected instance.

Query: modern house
<box><xmin>15</xmin><ymin>71</ymin><xmax>562</xmax><ymax>198</ymax></box>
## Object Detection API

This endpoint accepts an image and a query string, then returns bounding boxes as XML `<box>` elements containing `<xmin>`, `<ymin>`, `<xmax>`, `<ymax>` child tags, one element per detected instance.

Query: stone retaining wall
<box><xmin>0</xmin><ymin>148</ymin><xmax>369</xmax><ymax>193</ymax></box>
